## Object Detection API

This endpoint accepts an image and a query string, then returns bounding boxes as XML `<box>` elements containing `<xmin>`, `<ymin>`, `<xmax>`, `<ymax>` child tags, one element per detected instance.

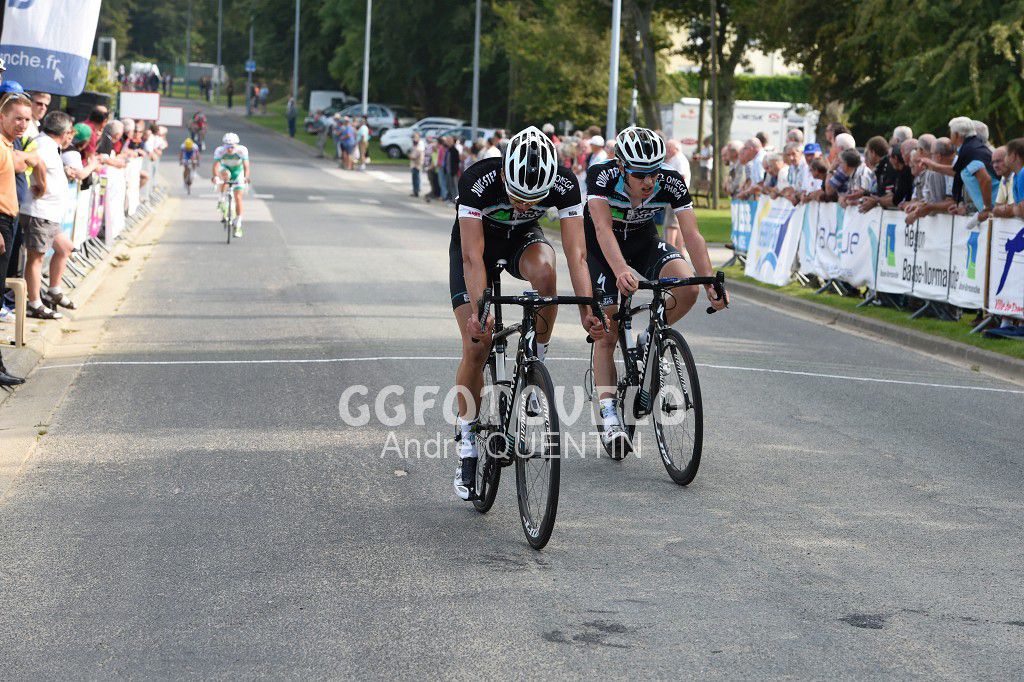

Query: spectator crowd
<box><xmin>0</xmin><ymin>59</ymin><xmax>171</xmax><ymax>387</ymax></box>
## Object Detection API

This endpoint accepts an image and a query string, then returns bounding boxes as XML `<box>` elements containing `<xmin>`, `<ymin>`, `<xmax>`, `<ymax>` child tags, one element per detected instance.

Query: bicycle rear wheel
<box><xmin>514</xmin><ymin>361</ymin><xmax>560</xmax><ymax>549</ymax></box>
<box><xmin>652</xmin><ymin>327</ymin><xmax>703</xmax><ymax>485</ymax></box>
<box><xmin>473</xmin><ymin>360</ymin><xmax>504</xmax><ymax>513</ymax></box>
<box><xmin>225</xmin><ymin>194</ymin><xmax>233</xmax><ymax>244</ymax></box>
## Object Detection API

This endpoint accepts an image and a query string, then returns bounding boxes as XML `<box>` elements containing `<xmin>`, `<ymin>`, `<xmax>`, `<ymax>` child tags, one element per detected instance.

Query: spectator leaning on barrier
<box><xmin>803</xmin><ymin>158</ymin><xmax>829</xmax><ymax>202</ymax></box>
<box><xmin>937</xmin><ymin>116</ymin><xmax>995</xmax><ymax>217</ymax></box>
<box><xmin>904</xmin><ymin>138</ymin><xmax>955</xmax><ymax>222</ymax></box>
<box><xmin>993</xmin><ymin>138</ymin><xmax>1024</xmax><ymax>219</ymax></box>
<box><xmin>21</xmin><ymin>111</ymin><xmax>78</xmax><ymax>321</ymax></box>
<box><xmin>779</xmin><ymin>143</ymin><xmax>807</xmax><ymax>204</ymax></box>
<box><xmin>62</xmin><ymin>123</ymin><xmax>101</xmax><ymax>184</ymax></box>
<box><xmin>992</xmin><ymin>146</ymin><xmax>1014</xmax><ymax>209</ymax></box>
<box><xmin>825</xmin><ymin>148</ymin><xmax>860</xmax><ymax>203</ymax></box>
<box><xmin>735</xmin><ymin>137</ymin><xmax>765</xmax><ymax>199</ymax></box>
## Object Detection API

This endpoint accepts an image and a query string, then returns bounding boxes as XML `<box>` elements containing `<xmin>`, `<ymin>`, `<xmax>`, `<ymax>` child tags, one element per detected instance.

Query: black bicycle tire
<box><xmin>514</xmin><ymin>361</ymin><xmax>560</xmax><ymax>549</ymax></box>
<box><xmin>652</xmin><ymin>327</ymin><xmax>703</xmax><ymax>486</ymax></box>
<box><xmin>473</xmin><ymin>360</ymin><xmax>502</xmax><ymax>513</ymax></box>
<box><xmin>226</xmin><ymin>192</ymin><xmax>233</xmax><ymax>244</ymax></box>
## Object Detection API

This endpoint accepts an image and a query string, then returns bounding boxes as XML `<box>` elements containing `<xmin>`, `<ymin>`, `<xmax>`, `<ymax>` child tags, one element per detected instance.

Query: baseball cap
<box><xmin>0</xmin><ymin>58</ymin><xmax>7</xmax><ymax>72</ymax></box>
<box><xmin>0</xmin><ymin>81</ymin><xmax>24</xmax><ymax>94</ymax></box>
<box><xmin>803</xmin><ymin>142</ymin><xmax>821</xmax><ymax>154</ymax></box>
<box><xmin>590</xmin><ymin>135</ymin><xmax>605</xmax><ymax>147</ymax></box>
<box><xmin>73</xmin><ymin>123</ymin><xmax>92</xmax><ymax>143</ymax></box>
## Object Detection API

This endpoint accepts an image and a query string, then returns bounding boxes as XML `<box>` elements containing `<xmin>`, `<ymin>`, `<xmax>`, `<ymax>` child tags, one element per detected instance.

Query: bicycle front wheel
<box><xmin>652</xmin><ymin>327</ymin><xmax>703</xmax><ymax>485</ymax></box>
<box><xmin>473</xmin><ymin>360</ymin><xmax>504</xmax><ymax>513</ymax></box>
<box><xmin>514</xmin><ymin>361</ymin><xmax>560</xmax><ymax>549</ymax></box>
<box><xmin>225</xmin><ymin>196</ymin><xmax>233</xmax><ymax>244</ymax></box>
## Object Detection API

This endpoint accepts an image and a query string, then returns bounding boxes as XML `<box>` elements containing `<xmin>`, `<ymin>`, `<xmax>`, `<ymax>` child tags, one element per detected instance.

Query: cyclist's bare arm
<box><xmin>459</xmin><ymin>216</ymin><xmax>490</xmax><ymax>335</ymax></box>
<box><xmin>560</xmin><ymin>214</ymin><xmax>604</xmax><ymax>337</ymax></box>
<box><xmin>243</xmin><ymin>159</ymin><xmax>251</xmax><ymax>184</ymax></box>
<box><xmin>587</xmin><ymin>196</ymin><xmax>635</xmax><ymax>294</ymax></box>
<box><xmin>676</xmin><ymin>208</ymin><xmax>728</xmax><ymax>308</ymax></box>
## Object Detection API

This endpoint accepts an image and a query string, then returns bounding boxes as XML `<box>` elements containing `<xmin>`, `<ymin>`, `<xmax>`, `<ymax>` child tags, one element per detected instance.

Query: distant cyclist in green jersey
<box><xmin>211</xmin><ymin>132</ymin><xmax>250</xmax><ymax>237</ymax></box>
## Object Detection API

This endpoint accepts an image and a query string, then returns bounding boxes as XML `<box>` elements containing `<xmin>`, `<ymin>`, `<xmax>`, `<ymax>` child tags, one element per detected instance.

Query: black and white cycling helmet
<box><xmin>615</xmin><ymin>126</ymin><xmax>665</xmax><ymax>173</ymax></box>
<box><xmin>502</xmin><ymin>125</ymin><xmax>558</xmax><ymax>202</ymax></box>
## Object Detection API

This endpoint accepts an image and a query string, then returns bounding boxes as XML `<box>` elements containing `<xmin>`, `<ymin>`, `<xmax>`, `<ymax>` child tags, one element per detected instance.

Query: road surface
<box><xmin>1</xmin><ymin>104</ymin><xmax>1022</xmax><ymax>678</ymax></box>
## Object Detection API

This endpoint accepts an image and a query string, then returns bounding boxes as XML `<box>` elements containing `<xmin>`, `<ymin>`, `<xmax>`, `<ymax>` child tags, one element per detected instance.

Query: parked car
<box><xmin>381</xmin><ymin>123</ymin><xmax>493</xmax><ymax>159</ymax></box>
<box><xmin>435</xmin><ymin>126</ymin><xmax>498</xmax><ymax>144</ymax></box>
<box><xmin>335</xmin><ymin>103</ymin><xmax>416</xmax><ymax>137</ymax></box>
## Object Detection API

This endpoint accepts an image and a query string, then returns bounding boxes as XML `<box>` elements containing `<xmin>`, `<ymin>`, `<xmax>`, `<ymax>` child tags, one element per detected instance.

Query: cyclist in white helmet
<box><xmin>586</xmin><ymin>126</ymin><xmax>728</xmax><ymax>456</ymax></box>
<box><xmin>449</xmin><ymin>125</ymin><xmax>605</xmax><ymax>500</ymax></box>
<box><xmin>211</xmin><ymin>132</ymin><xmax>250</xmax><ymax>237</ymax></box>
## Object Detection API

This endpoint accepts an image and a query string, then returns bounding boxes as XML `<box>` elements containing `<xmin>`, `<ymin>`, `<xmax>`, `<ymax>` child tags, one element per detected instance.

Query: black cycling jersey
<box><xmin>583</xmin><ymin>159</ymin><xmax>693</xmax><ymax>238</ymax></box>
<box><xmin>454</xmin><ymin>157</ymin><xmax>583</xmax><ymax>235</ymax></box>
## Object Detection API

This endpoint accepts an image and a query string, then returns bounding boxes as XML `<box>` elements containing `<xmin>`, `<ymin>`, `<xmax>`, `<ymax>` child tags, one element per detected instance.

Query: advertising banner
<box><xmin>72</xmin><ymin>185</ymin><xmax>92</xmax><ymax>247</ymax></box>
<box><xmin>745</xmin><ymin>199</ymin><xmax>802</xmax><ymax>286</ymax></box>
<box><xmin>103</xmin><ymin>167</ymin><xmax>126</xmax><ymax>246</ymax></box>
<box><xmin>987</xmin><ymin>218</ymin><xmax>1024</xmax><ymax>319</ymax></box>
<box><xmin>813</xmin><ymin>202</ymin><xmax>843</xmax><ymax>280</ymax></box>
<box><xmin>796</xmin><ymin>201</ymin><xmax>820</xmax><ymax>277</ymax></box>
<box><xmin>729</xmin><ymin>199</ymin><xmax>757</xmax><ymax>255</ymax></box>
<box><xmin>89</xmin><ymin>180</ymin><xmax>106</xmax><ymax>239</ymax></box>
<box><xmin>0</xmin><ymin>0</ymin><xmax>103</xmax><ymax>96</ymax></box>
<box><xmin>910</xmin><ymin>214</ymin><xmax>953</xmax><ymax>302</ymax></box>
<box><xmin>947</xmin><ymin>217</ymin><xmax>989</xmax><ymax>310</ymax></box>
<box><xmin>875</xmin><ymin>210</ymin><xmax>916</xmax><ymax>295</ymax></box>
<box><xmin>834</xmin><ymin>206</ymin><xmax>881</xmax><ymax>288</ymax></box>
<box><xmin>125</xmin><ymin>159</ymin><xmax>142</xmax><ymax>216</ymax></box>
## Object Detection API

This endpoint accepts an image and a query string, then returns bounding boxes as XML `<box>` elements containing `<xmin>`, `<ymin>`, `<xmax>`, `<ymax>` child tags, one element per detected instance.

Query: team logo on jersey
<box><xmin>595</xmin><ymin>169</ymin><xmax>612</xmax><ymax>189</ymax></box>
<box><xmin>597</xmin><ymin>273</ymin><xmax>606</xmax><ymax>292</ymax></box>
<box><xmin>471</xmin><ymin>170</ymin><xmax>498</xmax><ymax>198</ymax></box>
<box><xmin>465</xmin><ymin>209</ymin><xmax>482</xmax><ymax>218</ymax></box>
<box><xmin>554</xmin><ymin>174</ymin><xmax>575</xmax><ymax>195</ymax></box>
<box><xmin>658</xmin><ymin>242</ymin><xmax>668</xmax><ymax>251</ymax></box>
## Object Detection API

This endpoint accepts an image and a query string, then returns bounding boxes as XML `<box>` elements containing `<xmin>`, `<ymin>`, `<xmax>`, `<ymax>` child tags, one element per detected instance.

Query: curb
<box><xmin>726</xmin><ymin>278</ymin><xmax>1024</xmax><ymax>383</ymax></box>
<box><xmin>0</xmin><ymin>192</ymin><xmax>172</xmax><ymax>406</ymax></box>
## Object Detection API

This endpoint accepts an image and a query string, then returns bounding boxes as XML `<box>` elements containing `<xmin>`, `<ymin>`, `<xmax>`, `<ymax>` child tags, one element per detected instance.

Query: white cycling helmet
<box><xmin>615</xmin><ymin>126</ymin><xmax>665</xmax><ymax>173</ymax></box>
<box><xmin>222</xmin><ymin>132</ymin><xmax>240</xmax><ymax>145</ymax></box>
<box><xmin>502</xmin><ymin>125</ymin><xmax>558</xmax><ymax>202</ymax></box>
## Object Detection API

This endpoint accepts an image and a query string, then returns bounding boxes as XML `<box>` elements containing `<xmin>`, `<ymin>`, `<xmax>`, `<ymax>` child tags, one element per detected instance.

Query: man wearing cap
<box><xmin>587</xmin><ymin>135</ymin><xmax>607</xmax><ymax>167</ymax></box>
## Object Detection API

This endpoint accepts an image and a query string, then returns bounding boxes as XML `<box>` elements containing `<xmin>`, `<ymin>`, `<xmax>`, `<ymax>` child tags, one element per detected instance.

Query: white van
<box><xmin>308</xmin><ymin>90</ymin><xmax>355</xmax><ymax>113</ymax></box>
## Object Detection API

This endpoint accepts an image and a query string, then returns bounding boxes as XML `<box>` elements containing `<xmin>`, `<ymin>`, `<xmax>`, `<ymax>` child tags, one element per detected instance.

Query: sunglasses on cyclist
<box><xmin>506</xmin><ymin>189</ymin><xmax>548</xmax><ymax>206</ymax></box>
<box><xmin>624</xmin><ymin>168</ymin><xmax>661</xmax><ymax>180</ymax></box>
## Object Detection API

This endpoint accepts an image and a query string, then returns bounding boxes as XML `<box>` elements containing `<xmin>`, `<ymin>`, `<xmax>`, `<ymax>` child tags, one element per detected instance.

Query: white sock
<box><xmin>29</xmin><ymin>299</ymin><xmax>42</xmax><ymax>308</ymax></box>
<box><xmin>48</xmin><ymin>286</ymin><xmax>62</xmax><ymax>296</ymax></box>
<box><xmin>537</xmin><ymin>341</ymin><xmax>548</xmax><ymax>361</ymax></box>
<box><xmin>599</xmin><ymin>398</ymin><xmax>619</xmax><ymax>430</ymax></box>
<box><xmin>457</xmin><ymin>417</ymin><xmax>478</xmax><ymax>459</ymax></box>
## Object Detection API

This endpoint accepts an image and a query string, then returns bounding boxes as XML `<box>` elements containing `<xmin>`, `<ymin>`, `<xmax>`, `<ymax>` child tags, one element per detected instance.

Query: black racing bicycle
<box><xmin>586</xmin><ymin>271</ymin><xmax>726</xmax><ymax>485</ymax></box>
<box><xmin>467</xmin><ymin>259</ymin><xmax>606</xmax><ymax>549</ymax></box>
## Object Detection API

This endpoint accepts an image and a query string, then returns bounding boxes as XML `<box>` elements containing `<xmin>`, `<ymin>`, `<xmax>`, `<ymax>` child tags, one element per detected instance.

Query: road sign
<box><xmin>245</xmin><ymin>60</ymin><xmax>256</xmax><ymax>73</ymax></box>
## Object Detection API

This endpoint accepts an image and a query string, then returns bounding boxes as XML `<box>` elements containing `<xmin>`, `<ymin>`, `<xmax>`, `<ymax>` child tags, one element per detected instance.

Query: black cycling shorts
<box><xmin>585</xmin><ymin>220</ymin><xmax>683</xmax><ymax>307</ymax></box>
<box><xmin>449</xmin><ymin>221</ymin><xmax>553</xmax><ymax>309</ymax></box>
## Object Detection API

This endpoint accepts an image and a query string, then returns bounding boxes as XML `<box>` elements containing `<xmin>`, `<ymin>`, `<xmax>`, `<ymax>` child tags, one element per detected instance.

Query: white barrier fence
<box><xmin>735</xmin><ymin>197</ymin><xmax>1024</xmax><ymax>320</ymax></box>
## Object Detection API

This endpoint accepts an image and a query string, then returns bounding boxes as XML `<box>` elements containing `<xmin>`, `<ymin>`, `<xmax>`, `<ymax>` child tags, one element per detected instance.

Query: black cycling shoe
<box><xmin>453</xmin><ymin>457</ymin><xmax>477</xmax><ymax>501</ymax></box>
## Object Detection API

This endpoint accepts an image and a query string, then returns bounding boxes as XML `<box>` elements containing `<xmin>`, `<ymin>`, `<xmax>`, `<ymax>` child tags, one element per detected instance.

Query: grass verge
<box><xmin>540</xmin><ymin>208</ymin><xmax>731</xmax><ymax>243</ymax></box>
<box><xmin>721</xmin><ymin>264</ymin><xmax>1024</xmax><ymax>361</ymax></box>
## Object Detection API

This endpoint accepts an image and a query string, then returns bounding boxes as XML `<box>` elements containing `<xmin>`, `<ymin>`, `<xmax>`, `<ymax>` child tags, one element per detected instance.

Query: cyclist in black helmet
<box><xmin>449</xmin><ymin>125</ymin><xmax>605</xmax><ymax>501</ymax></box>
<box><xmin>586</xmin><ymin>126</ymin><xmax>728</xmax><ymax>456</ymax></box>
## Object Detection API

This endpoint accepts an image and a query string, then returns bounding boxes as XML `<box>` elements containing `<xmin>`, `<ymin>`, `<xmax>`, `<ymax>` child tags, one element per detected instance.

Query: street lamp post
<box><xmin>216</xmin><ymin>0</ymin><xmax>222</xmax><ymax>100</ymax></box>
<box><xmin>709</xmin><ymin>0</ymin><xmax>719</xmax><ymax>210</ymax></box>
<box><xmin>361</xmin><ymin>0</ymin><xmax>372</xmax><ymax>116</ymax></box>
<box><xmin>606</xmin><ymin>0</ymin><xmax>622</xmax><ymax>140</ymax></box>
<box><xmin>184</xmin><ymin>0</ymin><xmax>193</xmax><ymax>99</ymax></box>
<box><xmin>292</xmin><ymin>0</ymin><xmax>301</xmax><ymax>104</ymax></box>
<box><xmin>246</xmin><ymin>18</ymin><xmax>254</xmax><ymax>117</ymax></box>
<box><xmin>470</xmin><ymin>0</ymin><xmax>481</xmax><ymax>141</ymax></box>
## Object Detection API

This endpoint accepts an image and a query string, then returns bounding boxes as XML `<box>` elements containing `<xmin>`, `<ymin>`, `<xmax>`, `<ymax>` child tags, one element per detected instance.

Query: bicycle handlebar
<box><xmin>472</xmin><ymin>289</ymin><xmax>607</xmax><ymax>343</ymax></box>
<box><xmin>635</xmin><ymin>271</ymin><xmax>728</xmax><ymax>315</ymax></box>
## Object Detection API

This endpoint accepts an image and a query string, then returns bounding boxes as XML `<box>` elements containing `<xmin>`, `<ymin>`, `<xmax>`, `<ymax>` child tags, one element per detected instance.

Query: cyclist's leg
<box><xmin>233</xmin><ymin>183</ymin><xmax>244</xmax><ymax>219</ymax></box>
<box><xmin>509</xmin><ymin>228</ymin><xmax>557</xmax><ymax>351</ymax></box>
<box><xmin>586</xmin><ymin>245</ymin><xmax>620</xmax><ymax>401</ymax></box>
<box><xmin>449</xmin><ymin>230</ymin><xmax>492</xmax><ymax>423</ymax></box>
<box><xmin>643</xmin><ymin>239</ymin><xmax>698</xmax><ymax>325</ymax></box>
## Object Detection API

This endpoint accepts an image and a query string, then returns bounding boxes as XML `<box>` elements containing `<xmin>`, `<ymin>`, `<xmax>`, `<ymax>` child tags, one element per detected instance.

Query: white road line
<box><xmin>35</xmin><ymin>356</ymin><xmax>1024</xmax><ymax>395</ymax></box>
<box><xmin>359</xmin><ymin>198</ymin><xmax>382</xmax><ymax>205</ymax></box>
<box><xmin>252</xmin><ymin>193</ymin><xmax>275</xmax><ymax>199</ymax></box>
<box><xmin>308</xmin><ymin>195</ymin><xmax>326</xmax><ymax>201</ymax></box>
<box><xmin>367</xmin><ymin>170</ymin><xmax>399</xmax><ymax>184</ymax></box>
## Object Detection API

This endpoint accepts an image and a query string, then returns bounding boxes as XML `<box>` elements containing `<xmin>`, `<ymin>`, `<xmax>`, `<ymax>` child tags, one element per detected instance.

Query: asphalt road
<box><xmin>1</xmin><ymin>105</ymin><xmax>1022</xmax><ymax>679</ymax></box>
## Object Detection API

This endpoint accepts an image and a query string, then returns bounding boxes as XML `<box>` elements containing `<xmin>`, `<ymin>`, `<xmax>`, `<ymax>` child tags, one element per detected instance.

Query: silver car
<box><xmin>336</xmin><ymin>103</ymin><xmax>416</xmax><ymax>137</ymax></box>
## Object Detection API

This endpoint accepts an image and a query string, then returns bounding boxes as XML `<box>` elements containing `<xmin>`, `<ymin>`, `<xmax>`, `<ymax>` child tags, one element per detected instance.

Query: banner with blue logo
<box><xmin>834</xmin><ymin>206</ymin><xmax>881</xmax><ymax>288</ymax></box>
<box><xmin>796</xmin><ymin>201</ymin><xmax>820</xmax><ymax>278</ymax></box>
<box><xmin>0</xmin><ymin>0</ymin><xmax>102</xmax><ymax>96</ymax></box>
<box><xmin>729</xmin><ymin>199</ymin><xmax>757</xmax><ymax>256</ymax></box>
<box><xmin>910</xmin><ymin>214</ymin><xmax>953</xmax><ymax>303</ymax></box>
<box><xmin>948</xmin><ymin>216</ymin><xmax>988</xmax><ymax>310</ymax></box>
<box><xmin>988</xmin><ymin>218</ymin><xmax>1024</xmax><ymax>319</ymax></box>
<box><xmin>875</xmin><ymin>209</ymin><xmax>915</xmax><ymax>295</ymax></box>
<box><xmin>744</xmin><ymin>198</ymin><xmax>802</xmax><ymax>286</ymax></box>
<box><xmin>813</xmin><ymin>202</ymin><xmax>843</xmax><ymax>280</ymax></box>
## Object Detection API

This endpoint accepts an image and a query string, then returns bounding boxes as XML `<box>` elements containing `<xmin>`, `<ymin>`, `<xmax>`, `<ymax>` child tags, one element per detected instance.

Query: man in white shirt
<box><xmin>779</xmin><ymin>142</ymin><xmax>808</xmax><ymax>204</ymax></box>
<box><xmin>664</xmin><ymin>138</ymin><xmax>691</xmax><ymax>187</ymax></box>
<box><xmin>587</xmin><ymin>135</ymin><xmax>607</xmax><ymax>166</ymax></box>
<box><xmin>736</xmin><ymin>137</ymin><xmax>765</xmax><ymax>198</ymax></box>
<box><xmin>21</xmin><ymin>111</ymin><xmax>77</xmax><ymax>320</ymax></box>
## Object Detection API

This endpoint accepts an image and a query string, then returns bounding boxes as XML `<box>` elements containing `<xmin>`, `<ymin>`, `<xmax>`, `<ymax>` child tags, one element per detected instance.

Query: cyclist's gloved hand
<box><xmin>581</xmin><ymin>310</ymin><xmax>606</xmax><ymax>340</ymax></box>
<box><xmin>615</xmin><ymin>270</ymin><xmax>638</xmax><ymax>296</ymax></box>
<box><xmin>467</xmin><ymin>312</ymin><xmax>494</xmax><ymax>342</ymax></box>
